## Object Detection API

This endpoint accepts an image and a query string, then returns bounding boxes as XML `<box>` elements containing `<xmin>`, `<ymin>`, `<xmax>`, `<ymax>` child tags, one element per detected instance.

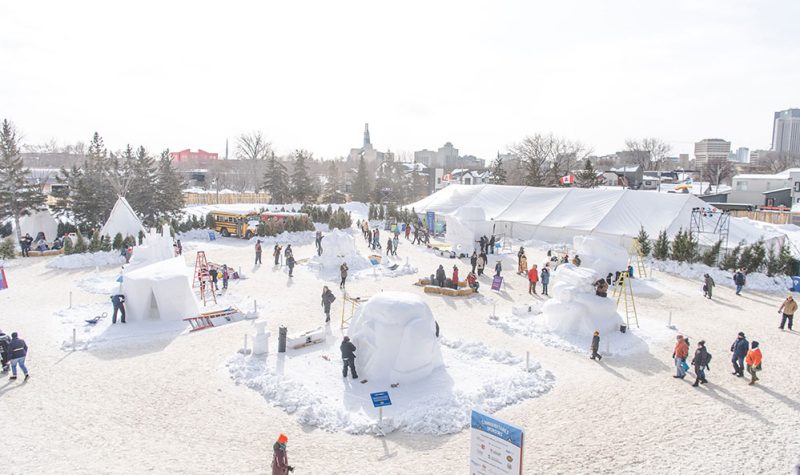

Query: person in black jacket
<box><xmin>8</xmin><ymin>332</ymin><xmax>29</xmax><ymax>381</ymax></box>
<box><xmin>590</xmin><ymin>331</ymin><xmax>602</xmax><ymax>360</ymax></box>
<box><xmin>111</xmin><ymin>294</ymin><xmax>126</xmax><ymax>324</ymax></box>
<box><xmin>436</xmin><ymin>265</ymin><xmax>446</xmax><ymax>287</ymax></box>
<box><xmin>0</xmin><ymin>329</ymin><xmax>10</xmax><ymax>372</ymax></box>
<box><xmin>488</xmin><ymin>235</ymin><xmax>496</xmax><ymax>254</ymax></box>
<box><xmin>340</xmin><ymin>336</ymin><xmax>358</xmax><ymax>379</ymax></box>
<box><xmin>321</xmin><ymin>286</ymin><xmax>336</xmax><ymax>323</ymax></box>
<box><xmin>691</xmin><ymin>340</ymin><xmax>710</xmax><ymax>387</ymax></box>
<box><xmin>470</xmin><ymin>252</ymin><xmax>477</xmax><ymax>274</ymax></box>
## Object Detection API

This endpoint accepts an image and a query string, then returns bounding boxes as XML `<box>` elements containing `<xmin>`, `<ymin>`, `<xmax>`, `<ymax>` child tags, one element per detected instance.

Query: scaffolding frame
<box><xmin>689</xmin><ymin>207</ymin><xmax>731</xmax><ymax>265</ymax></box>
<box><xmin>340</xmin><ymin>293</ymin><xmax>369</xmax><ymax>330</ymax></box>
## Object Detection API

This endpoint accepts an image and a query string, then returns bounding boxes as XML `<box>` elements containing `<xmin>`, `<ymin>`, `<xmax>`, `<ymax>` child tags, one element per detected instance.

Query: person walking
<box><xmin>479</xmin><ymin>236</ymin><xmax>486</xmax><ymax>254</ymax></box>
<box><xmin>254</xmin><ymin>240</ymin><xmax>263</xmax><ymax>265</ymax></box>
<box><xmin>778</xmin><ymin>295</ymin><xmax>796</xmax><ymax>331</ymax></box>
<box><xmin>517</xmin><ymin>246</ymin><xmax>525</xmax><ymax>268</ymax></box>
<box><xmin>470</xmin><ymin>252</ymin><xmax>477</xmax><ymax>274</ymax></box>
<box><xmin>733</xmin><ymin>269</ymin><xmax>746</xmax><ymax>296</ymax></box>
<box><xmin>590</xmin><ymin>331</ymin><xmax>602</xmax><ymax>360</ymax></box>
<box><xmin>488</xmin><ymin>235</ymin><xmax>496</xmax><ymax>254</ymax></box>
<box><xmin>7</xmin><ymin>332</ymin><xmax>29</xmax><ymax>381</ymax></box>
<box><xmin>518</xmin><ymin>253</ymin><xmax>528</xmax><ymax>275</ymax></box>
<box><xmin>494</xmin><ymin>260</ymin><xmax>502</xmax><ymax>277</ymax></box>
<box><xmin>436</xmin><ymin>265</ymin><xmax>446</xmax><ymax>287</ymax></box>
<box><xmin>221</xmin><ymin>265</ymin><xmax>229</xmax><ymax>290</ymax></box>
<box><xmin>284</xmin><ymin>244</ymin><xmax>293</xmax><ymax>260</ymax></box>
<box><xmin>176</xmin><ymin>239</ymin><xmax>182</xmax><ymax>256</ymax></box>
<box><xmin>477</xmin><ymin>252</ymin><xmax>486</xmax><ymax>276</ymax></box>
<box><xmin>392</xmin><ymin>236</ymin><xmax>399</xmax><ymax>256</ymax></box>
<box><xmin>528</xmin><ymin>264</ymin><xmax>539</xmax><ymax>294</ymax></box>
<box><xmin>0</xmin><ymin>329</ymin><xmax>11</xmax><ymax>373</ymax></box>
<box><xmin>745</xmin><ymin>341</ymin><xmax>762</xmax><ymax>386</ymax></box>
<box><xmin>315</xmin><ymin>231</ymin><xmax>322</xmax><ymax>255</ymax></box>
<box><xmin>452</xmin><ymin>265</ymin><xmax>459</xmax><ymax>289</ymax></box>
<box><xmin>386</xmin><ymin>237</ymin><xmax>393</xmax><ymax>256</ymax></box>
<box><xmin>672</xmin><ymin>335</ymin><xmax>689</xmax><ymax>379</ymax></box>
<box><xmin>691</xmin><ymin>340</ymin><xmax>710</xmax><ymax>387</ymax></box>
<box><xmin>340</xmin><ymin>336</ymin><xmax>358</xmax><ymax>379</ymax></box>
<box><xmin>111</xmin><ymin>294</ymin><xmax>126</xmax><ymax>324</ymax></box>
<box><xmin>730</xmin><ymin>331</ymin><xmax>749</xmax><ymax>377</ymax></box>
<box><xmin>271</xmin><ymin>433</ymin><xmax>294</xmax><ymax>474</ymax></box>
<box><xmin>273</xmin><ymin>244</ymin><xmax>282</xmax><ymax>266</ymax></box>
<box><xmin>703</xmin><ymin>273</ymin><xmax>715</xmax><ymax>299</ymax></box>
<box><xmin>541</xmin><ymin>264</ymin><xmax>551</xmax><ymax>296</ymax></box>
<box><xmin>339</xmin><ymin>262</ymin><xmax>349</xmax><ymax>289</ymax></box>
<box><xmin>286</xmin><ymin>255</ymin><xmax>295</xmax><ymax>277</ymax></box>
<box><xmin>321</xmin><ymin>286</ymin><xmax>336</xmax><ymax>323</ymax></box>
<box><xmin>405</xmin><ymin>224</ymin><xmax>411</xmax><ymax>240</ymax></box>
<box><xmin>210</xmin><ymin>266</ymin><xmax>219</xmax><ymax>291</ymax></box>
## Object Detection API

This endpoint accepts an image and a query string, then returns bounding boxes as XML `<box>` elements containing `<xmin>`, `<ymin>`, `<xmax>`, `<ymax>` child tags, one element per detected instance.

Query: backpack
<box><xmin>704</xmin><ymin>351</ymin><xmax>712</xmax><ymax>369</ymax></box>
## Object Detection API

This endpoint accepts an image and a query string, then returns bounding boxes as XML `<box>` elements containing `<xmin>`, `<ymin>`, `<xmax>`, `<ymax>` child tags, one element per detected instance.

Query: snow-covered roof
<box><xmin>734</xmin><ymin>168</ymin><xmax>800</xmax><ymax>180</ymax></box>
<box><xmin>762</xmin><ymin>187</ymin><xmax>792</xmax><ymax>194</ymax></box>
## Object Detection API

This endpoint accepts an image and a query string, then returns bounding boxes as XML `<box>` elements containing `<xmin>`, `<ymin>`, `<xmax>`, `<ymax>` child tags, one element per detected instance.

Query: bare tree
<box><xmin>701</xmin><ymin>158</ymin><xmax>734</xmax><ymax>193</ymax></box>
<box><xmin>758</xmin><ymin>151</ymin><xmax>800</xmax><ymax>173</ymax></box>
<box><xmin>509</xmin><ymin>133</ymin><xmax>591</xmax><ymax>186</ymax></box>
<box><xmin>624</xmin><ymin>137</ymin><xmax>672</xmax><ymax>170</ymax></box>
<box><xmin>235</xmin><ymin>131</ymin><xmax>271</xmax><ymax>161</ymax></box>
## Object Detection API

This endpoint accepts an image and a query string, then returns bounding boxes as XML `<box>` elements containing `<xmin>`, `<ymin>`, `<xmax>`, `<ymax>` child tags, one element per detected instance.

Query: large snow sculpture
<box><xmin>573</xmin><ymin>235</ymin><xmax>629</xmax><ymax>277</ymax></box>
<box><xmin>310</xmin><ymin>229</ymin><xmax>371</xmax><ymax>279</ymax></box>
<box><xmin>347</xmin><ymin>291</ymin><xmax>444</xmax><ymax>384</ymax></box>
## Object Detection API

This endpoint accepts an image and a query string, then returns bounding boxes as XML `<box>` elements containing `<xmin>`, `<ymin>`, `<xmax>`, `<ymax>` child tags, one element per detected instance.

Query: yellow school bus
<box><xmin>208</xmin><ymin>210</ymin><xmax>260</xmax><ymax>238</ymax></box>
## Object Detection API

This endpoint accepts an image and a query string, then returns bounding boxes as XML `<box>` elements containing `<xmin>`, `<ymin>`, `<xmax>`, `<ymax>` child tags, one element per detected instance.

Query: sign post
<box><xmin>470</xmin><ymin>409</ymin><xmax>524</xmax><ymax>475</ymax></box>
<box><xmin>370</xmin><ymin>391</ymin><xmax>392</xmax><ymax>425</ymax></box>
<box><xmin>491</xmin><ymin>275</ymin><xmax>504</xmax><ymax>292</ymax></box>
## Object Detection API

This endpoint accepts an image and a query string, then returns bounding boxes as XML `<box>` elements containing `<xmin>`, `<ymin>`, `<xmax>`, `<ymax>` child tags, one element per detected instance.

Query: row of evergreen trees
<box><xmin>636</xmin><ymin>227</ymin><xmax>796</xmax><ymax>276</ymax></box>
<box><xmin>366</xmin><ymin>203</ymin><xmax>418</xmax><ymax>223</ymax></box>
<box><xmin>297</xmin><ymin>204</ymin><xmax>353</xmax><ymax>230</ymax></box>
<box><xmin>52</xmin><ymin>132</ymin><xmax>185</xmax><ymax>231</ymax></box>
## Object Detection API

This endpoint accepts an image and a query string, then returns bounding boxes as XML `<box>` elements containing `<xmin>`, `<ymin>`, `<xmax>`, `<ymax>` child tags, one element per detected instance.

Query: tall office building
<box><xmin>694</xmin><ymin>138</ymin><xmax>731</xmax><ymax>165</ymax></box>
<box><xmin>772</xmin><ymin>108</ymin><xmax>800</xmax><ymax>154</ymax></box>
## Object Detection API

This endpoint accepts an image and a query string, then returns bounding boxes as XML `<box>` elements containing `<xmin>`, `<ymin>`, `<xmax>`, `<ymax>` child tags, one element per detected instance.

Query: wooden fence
<box><xmin>183</xmin><ymin>192</ymin><xmax>272</xmax><ymax>206</ymax></box>
<box><xmin>728</xmin><ymin>210</ymin><xmax>791</xmax><ymax>225</ymax></box>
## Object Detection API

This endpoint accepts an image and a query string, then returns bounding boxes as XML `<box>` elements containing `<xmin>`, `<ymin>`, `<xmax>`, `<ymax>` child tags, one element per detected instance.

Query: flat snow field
<box><xmin>1</xmin><ymin>234</ymin><xmax>799</xmax><ymax>474</ymax></box>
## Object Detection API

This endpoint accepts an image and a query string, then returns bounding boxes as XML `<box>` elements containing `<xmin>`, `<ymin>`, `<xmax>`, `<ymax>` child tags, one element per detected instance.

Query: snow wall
<box><xmin>348</xmin><ymin>291</ymin><xmax>444</xmax><ymax>384</ymax></box>
<box><xmin>572</xmin><ymin>235</ymin><xmax>629</xmax><ymax>277</ymax></box>
<box><xmin>130</xmin><ymin>225</ymin><xmax>175</xmax><ymax>268</ymax></box>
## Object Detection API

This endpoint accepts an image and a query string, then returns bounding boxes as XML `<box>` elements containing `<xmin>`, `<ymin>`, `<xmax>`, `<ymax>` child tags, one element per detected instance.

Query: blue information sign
<box><xmin>426</xmin><ymin>211</ymin><xmax>435</xmax><ymax>233</ymax></box>
<box><xmin>470</xmin><ymin>409</ymin><xmax>524</xmax><ymax>474</ymax></box>
<box><xmin>370</xmin><ymin>391</ymin><xmax>392</xmax><ymax>408</ymax></box>
<box><xmin>208</xmin><ymin>231</ymin><xmax>216</xmax><ymax>241</ymax></box>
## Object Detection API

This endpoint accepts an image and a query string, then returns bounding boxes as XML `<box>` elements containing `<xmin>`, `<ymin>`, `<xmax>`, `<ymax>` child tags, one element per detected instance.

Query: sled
<box><xmin>85</xmin><ymin>312</ymin><xmax>108</xmax><ymax>325</ymax></box>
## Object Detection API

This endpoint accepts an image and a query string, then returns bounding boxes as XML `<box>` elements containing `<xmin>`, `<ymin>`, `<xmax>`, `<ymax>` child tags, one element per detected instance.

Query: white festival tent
<box><xmin>15</xmin><ymin>209</ymin><xmax>59</xmax><ymax>241</ymax></box>
<box><xmin>407</xmin><ymin>184</ymin><xmax>786</xmax><ymax>249</ymax></box>
<box><xmin>100</xmin><ymin>197</ymin><xmax>147</xmax><ymax>239</ymax></box>
<box><xmin>121</xmin><ymin>257</ymin><xmax>200</xmax><ymax>321</ymax></box>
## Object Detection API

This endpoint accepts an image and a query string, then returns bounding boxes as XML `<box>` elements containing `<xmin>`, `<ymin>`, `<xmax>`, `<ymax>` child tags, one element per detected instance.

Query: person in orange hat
<box><xmin>272</xmin><ymin>433</ymin><xmax>293</xmax><ymax>474</ymax></box>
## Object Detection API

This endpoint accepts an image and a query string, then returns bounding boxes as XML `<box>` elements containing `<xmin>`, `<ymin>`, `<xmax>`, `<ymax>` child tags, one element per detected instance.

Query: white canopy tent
<box><xmin>121</xmin><ymin>257</ymin><xmax>200</xmax><ymax>321</ymax></box>
<box><xmin>15</xmin><ymin>209</ymin><xmax>58</xmax><ymax>241</ymax></box>
<box><xmin>100</xmin><ymin>197</ymin><xmax>146</xmax><ymax>239</ymax></box>
<box><xmin>407</xmin><ymin>184</ymin><xmax>786</xmax><ymax>249</ymax></box>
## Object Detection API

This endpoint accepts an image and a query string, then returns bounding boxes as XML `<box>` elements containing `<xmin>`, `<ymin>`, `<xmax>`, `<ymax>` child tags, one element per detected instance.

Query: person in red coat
<box><xmin>528</xmin><ymin>264</ymin><xmax>539</xmax><ymax>294</ymax></box>
<box><xmin>272</xmin><ymin>433</ymin><xmax>293</xmax><ymax>474</ymax></box>
<box><xmin>452</xmin><ymin>266</ymin><xmax>459</xmax><ymax>289</ymax></box>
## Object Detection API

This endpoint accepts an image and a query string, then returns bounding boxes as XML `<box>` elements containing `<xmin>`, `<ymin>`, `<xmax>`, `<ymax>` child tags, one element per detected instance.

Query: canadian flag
<box><xmin>560</xmin><ymin>175</ymin><xmax>574</xmax><ymax>185</ymax></box>
<box><xmin>442</xmin><ymin>173</ymin><xmax>452</xmax><ymax>182</ymax></box>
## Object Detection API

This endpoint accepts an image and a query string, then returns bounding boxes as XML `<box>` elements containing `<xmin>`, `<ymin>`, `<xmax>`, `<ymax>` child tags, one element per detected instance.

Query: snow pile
<box><xmin>348</xmin><ymin>292</ymin><xmax>444</xmax><ymax>384</ymax></box>
<box><xmin>227</xmin><ymin>329</ymin><xmax>554</xmax><ymax>435</ymax></box>
<box><xmin>651</xmin><ymin>260</ymin><xmax>793</xmax><ymax>294</ymax></box>
<box><xmin>573</xmin><ymin>235</ymin><xmax>629</xmax><ymax>277</ymax></box>
<box><xmin>542</xmin><ymin>264</ymin><xmax>623</xmax><ymax>337</ymax></box>
<box><xmin>308</xmin><ymin>229</ymin><xmax>371</xmax><ymax>280</ymax></box>
<box><xmin>352</xmin><ymin>257</ymin><xmax>418</xmax><ymax>280</ymax></box>
<box><xmin>47</xmin><ymin>251</ymin><xmax>125</xmax><ymax>269</ymax></box>
<box><xmin>77</xmin><ymin>272</ymin><xmax>123</xmax><ymax>295</ymax></box>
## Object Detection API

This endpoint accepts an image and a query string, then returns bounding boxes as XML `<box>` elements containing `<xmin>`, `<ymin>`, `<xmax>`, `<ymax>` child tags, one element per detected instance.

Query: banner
<box><xmin>470</xmin><ymin>409</ymin><xmax>524</xmax><ymax>475</ymax></box>
<box><xmin>0</xmin><ymin>268</ymin><xmax>7</xmax><ymax>290</ymax></box>
<box><xmin>491</xmin><ymin>275</ymin><xmax>503</xmax><ymax>291</ymax></box>
<box><xmin>426</xmin><ymin>211</ymin><xmax>436</xmax><ymax>233</ymax></box>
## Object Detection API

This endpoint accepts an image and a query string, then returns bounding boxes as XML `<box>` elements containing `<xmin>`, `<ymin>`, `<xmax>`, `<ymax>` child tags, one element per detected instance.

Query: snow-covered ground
<box><xmin>2</xmin><ymin>225</ymin><xmax>800</xmax><ymax>473</ymax></box>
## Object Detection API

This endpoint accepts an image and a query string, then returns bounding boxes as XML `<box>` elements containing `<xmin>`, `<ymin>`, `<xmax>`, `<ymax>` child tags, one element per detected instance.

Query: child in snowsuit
<box><xmin>452</xmin><ymin>266</ymin><xmax>459</xmax><ymax>289</ymax></box>
<box><xmin>286</xmin><ymin>255</ymin><xmax>295</xmax><ymax>277</ymax></box>
<box><xmin>691</xmin><ymin>340</ymin><xmax>710</xmax><ymax>387</ymax></box>
<box><xmin>494</xmin><ymin>260</ymin><xmax>502</xmax><ymax>277</ymax></box>
<box><xmin>271</xmin><ymin>433</ymin><xmax>293</xmax><ymax>474</ymax></box>
<box><xmin>255</xmin><ymin>241</ymin><xmax>262</xmax><ymax>265</ymax></box>
<box><xmin>745</xmin><ymin>341</ymin><xmax>762</xmax><ymax>385</ymax></box>
<box><xmin>541</xmin><ymin>264</ymin><xmax>551</xmax><ymax>296</ymax></box>
<box><xmin>518</xmin><ymin>254</ymin><xmax>528</xmax><ymax>275</ymax></box>
<box><xmin>703</xmin><ymin>274</ymin><xmax>715</xmax><ymax>299</ymax></box>
<box><xmin>222</xmin><ymin>265</ymin><xmax>229</xmax><ymax>290</ymax></box>
<box><xmin>590</xmin><ymin>331</ymin><xmax>602</xmax><ymax>360</ymax></box>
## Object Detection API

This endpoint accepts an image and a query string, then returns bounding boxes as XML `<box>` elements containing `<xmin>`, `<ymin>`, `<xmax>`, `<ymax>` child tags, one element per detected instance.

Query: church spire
<box><xmin>363</xmin><ymin>123</ymin><xmax>371</xmax><ymax>148</ymax></box>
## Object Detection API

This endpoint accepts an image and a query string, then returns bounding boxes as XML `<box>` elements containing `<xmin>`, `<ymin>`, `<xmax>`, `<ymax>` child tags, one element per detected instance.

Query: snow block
<box><xmin>287</xmin><ymin>327</ymin><xmax>326</xmax><ymax>349</ymax></box>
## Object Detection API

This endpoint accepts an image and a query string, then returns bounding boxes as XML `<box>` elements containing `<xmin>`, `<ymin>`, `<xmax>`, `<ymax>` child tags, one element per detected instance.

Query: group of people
<box><xmin>18</xmin><ymin>232</ymin><xmax>64</xmax><ymax>256</ymax></box>
<box><xmin>0</xmin><ymin>329</ymin><xmax>29</xmax><ymax>381</ymax></box>
<box><xmin>478</xmin><ymin>235</ymin><xmax>496</xmax><ymax>255</ymax></box>
<box><xmin>517</xmin><ymin>247</ymin><xmax>551</xmax><ymax>296</ymax></box>
<box><xmin>255</xmin><ymin>241</ymin><xmax>296</xmax><ymax>276</ymax></box>
<box><xmin>703</xmin><ymin>269</ymin><xmax>747</xmax><ymax>300</ymax></box>
<box><xmin>671</xmin><ymin>331</ymin><xmax>764</xmax><ymax>387</ymax></box>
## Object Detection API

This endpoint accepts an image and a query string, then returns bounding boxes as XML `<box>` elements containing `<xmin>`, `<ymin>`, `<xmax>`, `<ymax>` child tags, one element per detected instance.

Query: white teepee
<box><xmin>16</xmin><ymin>209</ymin><xmax>59</xmax><ymax>241</ymax></box>
<box><xmin>100</xmin><ymin>197</ymin><xmax>146</xmax><ymax>238</ymax></box>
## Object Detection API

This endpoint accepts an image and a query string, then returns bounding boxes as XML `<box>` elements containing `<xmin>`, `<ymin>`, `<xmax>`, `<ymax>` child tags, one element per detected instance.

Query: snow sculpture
<box><xmin>573</xmin><ymin>235</ymin><xmax>628</xmax><ymax>277</ymax></box>
<box><xmin>309</xmin><ymin>229</ymin><xmax>371</xmax><ymax>279</ymax></box>
<box><xmin>347</xmin><ymin>291</ymin><xmax>444</xmax><ymax>384</ymax></box>
<box><xmin>444</xmin><ymin>207</ymin><xmax>491</xmax><ymax>255</ymax></box>
<box><xmin>129</xmin><ymin>224</ymin><xmax>175</xmax><ymax>267</ymax></box>
<box><xmin>541</xmin><ymin>264</ymin><xmax>623</xmax><ymax>337</ymax></box>
<box><xmin>121</xmin><ymin>257</ymin><xmax>200</xmax><ymax>321</ymax></box>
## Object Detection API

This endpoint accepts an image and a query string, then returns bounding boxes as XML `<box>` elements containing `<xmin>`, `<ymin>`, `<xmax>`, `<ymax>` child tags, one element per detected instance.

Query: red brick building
<box><xmin>169</xmin><ymin>149</ymin><xmax>219</xmax><ymax>162</ymax></box>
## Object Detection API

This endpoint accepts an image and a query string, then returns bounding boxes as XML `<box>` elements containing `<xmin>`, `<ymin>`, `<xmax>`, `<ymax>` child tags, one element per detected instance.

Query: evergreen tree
<box><xmin>701</xmin><ymin>241</ymin><xmax>722</xmax><ymax>267</ymax></box>
<box><xmin>488</xmin><ymin>155</ymin><xmax>507</xmax><ymax>185</ymax></box>
<box><xmin>322</xmin><ymin>161</ymin><xmax>345</xmax><ymax>203</ymax></box>
<box><xmin>738</xmin><ymin>238</ymin><xmax>767</xmax><ymax>273</ymax></box>
<box><xmin>777</xmin><ymin>242</ymin><xmax>797</xmax><ymax>276</ymax></box>
<box><xmin>378</xmin><ymin>204</ymin><xmax>385</xmax><ymax>220</ymax></box>
<box><xmin>126</xmin><ymin>145</ymin><xmax>157</xmax><ymax>226</ymax></box>
<box><xmin>112</xmin><ymin>232</ymin><xmax>124</xmax><ymax>250</ymax></box>
<box><xmin>0</xmin><ymin>119</ymin><xmax>47</xmax><ymax>246</ymax></box>
<box><xmin>263</xmin><ymin>152</ymin><xmax>290</xmax><ymax>203</ymax></box>
<box><xmin>719</xmin><ymin>243</ymin><xmax>742</xmax><ymax>270</ymax></box>
<box><xmin>636</xmin><ymin>226</ymin><xmax>651</xmax><ymax>256</ymax></box>
<box><xmin>290</xmin><ymin>150</ymin><xmax>312</xmax><ymax>203</ymax></box>
<box><xmin>89</xmin><ymin>230</ymin><xmax>102</xmax><ymax>252</ymax></box>
<box><xmin>576</xmin><ymin>159</ymin><xmax>598</xmax><ymax>188</ymax></box>
<box><xmin>73</xmin><ymin>229</ymin><xmax>87</xmax><ymax>254</ymax></box>
<box><xmin>0</xmin><ymin>236</ymin><xmax>15</xmax><ymax>259</ymax></box>
<box><xmin>352</xmin><ymin>155</ymin><xmax>371</xmax><ymax>203</ymax></box>
<box><xmin>652</xmin><ymin>229</ymin><xmax>670</xmax><ymax>260</ymax></box>
<box><xmin>62</xmin><ymin>235</ymin><xmax>74</xmax><ymax>255</ymax></box>
<box><xmin>154</xmin><ymin>149</ymin><xmax>184</xmax><ymax>219</ymax></box>
<box><xmin>670</xmin><ymin>228</ymin><xmax>699</xmax><ymax>263</ymax></box>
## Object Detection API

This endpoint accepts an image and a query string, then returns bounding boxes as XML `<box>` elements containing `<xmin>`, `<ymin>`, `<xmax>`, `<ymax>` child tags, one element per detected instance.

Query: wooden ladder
<box><xmin>613</xmin><ymin>271</ymin><xmax>639</xmax><ymax>329</ymax></box>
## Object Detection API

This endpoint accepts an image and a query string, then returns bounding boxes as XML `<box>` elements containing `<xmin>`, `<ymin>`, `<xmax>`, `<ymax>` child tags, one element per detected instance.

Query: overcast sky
<box><xmin>1</xmin><ymin>0</ymin><xmax>798</xmax><ymax>160</ymax></box>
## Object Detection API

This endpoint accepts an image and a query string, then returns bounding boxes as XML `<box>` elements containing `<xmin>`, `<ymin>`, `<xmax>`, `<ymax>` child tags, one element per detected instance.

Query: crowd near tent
<box><xmin>15</xmin><ymin>209</ymin><xmax>59</xmax><ymax>241</ymax></box>
<box><xmin>120</xmin><ymin>257</ymin><xmax>200</xmax><ymax>321</ymax></box>
<box><xmin>100</xmin><ymin>197</ymin><xmax>146</xmax><ymax>239</ymax></box>
<box><xmin>407</xmin><ymin>184</ymin><xmax>786</xmax><ymax>249</ymax></box>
